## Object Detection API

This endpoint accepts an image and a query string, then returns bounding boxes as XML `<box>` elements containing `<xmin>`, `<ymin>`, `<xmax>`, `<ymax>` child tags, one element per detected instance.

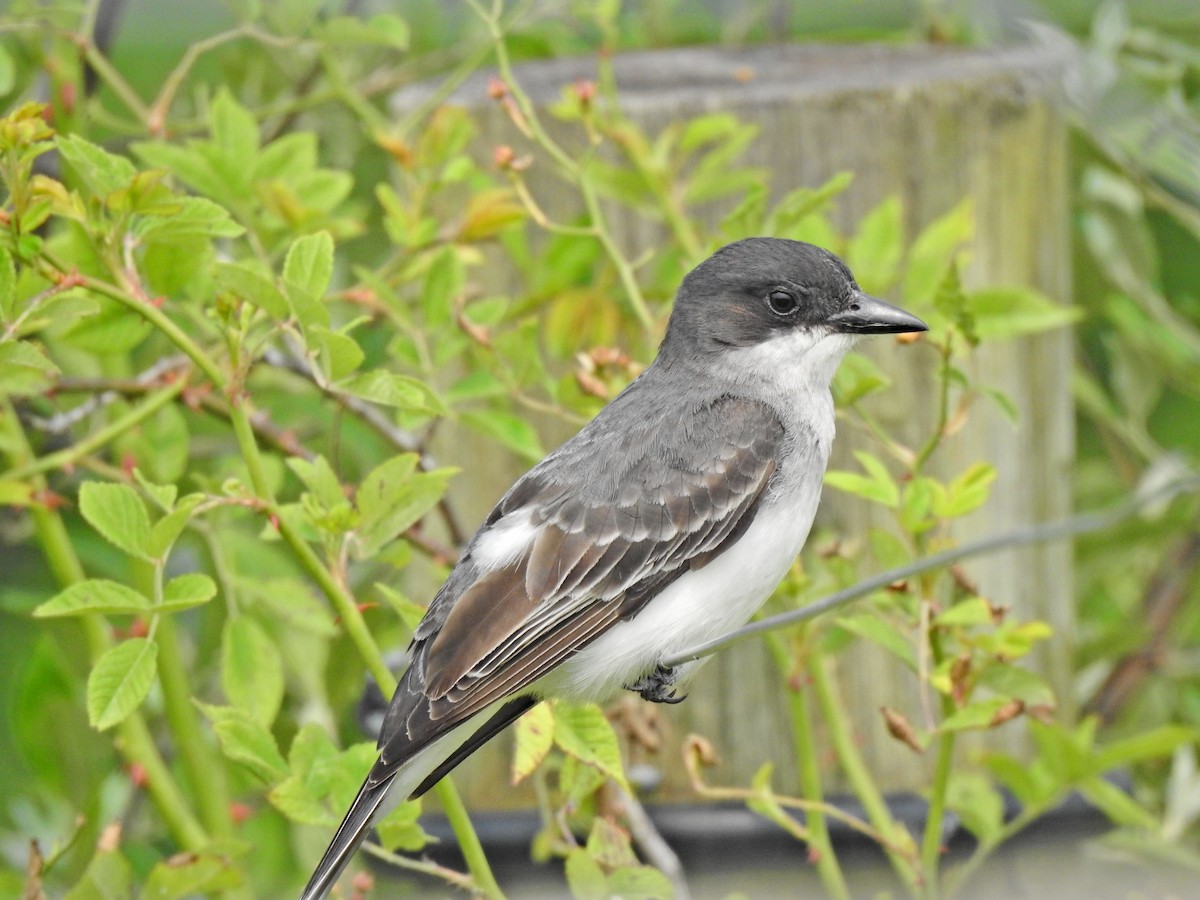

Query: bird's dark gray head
<box><xmin>661</xmin><ymin>238</ymin><xmax>926</xmax><ymax>358</ymax></box>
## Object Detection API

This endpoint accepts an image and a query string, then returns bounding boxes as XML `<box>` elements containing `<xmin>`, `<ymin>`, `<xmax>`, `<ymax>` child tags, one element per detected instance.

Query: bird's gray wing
<box><xmin>376</xmin><ymin>393</ymin><xmax>786</xmax><ymax>769</ymax></box>
<box><xmin>300</xmin><ymin>394</ymin><xmax>785</xmax><ymax>899</ymax></box>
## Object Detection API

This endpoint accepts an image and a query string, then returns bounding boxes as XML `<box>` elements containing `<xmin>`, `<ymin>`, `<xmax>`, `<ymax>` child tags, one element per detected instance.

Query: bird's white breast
<box><xmin>541</xmin><ymin>441</ymin><xmax>829</xmax><ymax>704</ymax></box>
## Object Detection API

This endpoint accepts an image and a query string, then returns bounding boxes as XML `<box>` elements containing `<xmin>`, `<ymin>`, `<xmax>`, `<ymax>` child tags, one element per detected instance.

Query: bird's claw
<box><xmin>627</xmin><ymin>663</ymin><xmax>687</xmax><ymax>704</ymax></box>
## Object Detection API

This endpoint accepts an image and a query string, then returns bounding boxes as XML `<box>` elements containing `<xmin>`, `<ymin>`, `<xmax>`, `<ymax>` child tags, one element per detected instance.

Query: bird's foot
<box><xmin>626</xmin><ymin>663</ymin><xmax>687</xmax><ymax>704</ymax></box>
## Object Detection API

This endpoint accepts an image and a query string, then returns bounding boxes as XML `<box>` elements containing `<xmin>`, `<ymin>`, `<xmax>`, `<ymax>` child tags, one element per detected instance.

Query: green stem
<box><xmin>474</xmin><ymin>0</ymin><xmax>653</xmax><ymax>329</ymax></box>
<box><xmin>919</xmin><ymin>628</ymin><xmax>956</xmax><ymax>897</ymax></box>
<box><xmin>0</xmin><ymin>402</ymin><xmax>208</xmax><ymax>851</ymax></box>
<box><xmin>810</xmin><ymin>654</ymin><xmax>921</xmax><ymax>898</ymax></box>
<box><xmin>434</xmin><ymin>780</ymin><xmax>505</xmax><ymax>899</ymax></box>
<box><xmin>766</xmin><ymin>630</ymin><xmax>849</xmax><ymax>900</ymax></box>
<box><xmin>0</xmin><ymin>379</ymin><xmax>185</xmax><ymax>482</ymax></box>
<box><xmin>155</xmin><ymin>615</ymin><xmax>234</xmax><ymax>839</ymax></box>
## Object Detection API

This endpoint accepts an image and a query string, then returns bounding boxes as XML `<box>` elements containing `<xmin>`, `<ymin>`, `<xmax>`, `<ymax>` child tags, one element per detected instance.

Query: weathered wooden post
<box><xmin>396</xmin><ymin>42</ymin><xmax>1073</xmax><ymax>804</ymax></box>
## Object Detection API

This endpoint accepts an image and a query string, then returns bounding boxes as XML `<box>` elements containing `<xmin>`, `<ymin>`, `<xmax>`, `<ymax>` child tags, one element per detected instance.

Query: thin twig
<box><xmin>612</xmin><ymin>784</ymin><xmax>692</xmax><ymax>900</ymax></box>
<box><xmin>662</xmin><ymin>474</ymin><xmax>1200</xmax><ymax>669</ymax></box>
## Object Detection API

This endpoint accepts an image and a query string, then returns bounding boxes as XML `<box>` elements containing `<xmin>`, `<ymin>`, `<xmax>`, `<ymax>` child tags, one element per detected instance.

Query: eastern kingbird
<box><xmin>301</xmin><ymin>237</ymin><xmax>926</xmax><ymax>898</ymax></box>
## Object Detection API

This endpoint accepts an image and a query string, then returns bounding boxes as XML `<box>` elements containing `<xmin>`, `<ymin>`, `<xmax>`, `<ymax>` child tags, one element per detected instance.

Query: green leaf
<box><xmin>564</xmin><ymin>848</ymin><xmax>608</xmax><ymax>900</ymax></box>
<box><xmin>34</xmin><ymin>579</ymin><xmax>151</xmax><ymax>618</ymax></box>
<box><xmin>847</xmin><ymin>195</ymin><xmax>904</xmax><ymax>295</ymax></box>
<box><xmin>148</xmin><ymin>496</ymin><xmax>203</xmax><ymax>560</ymax></box>
<box><xmin>832</xmin><ymin>351</ymin><xmax>891</xmax><ymax>405</ymax></box>
<box><xmin>310</xmin><ymin>324</ymin><xmax>364</xmax><ymax>381</ymax></box>
<box><xmin>904</xmin><ymin>197</ymin><xmax>973</xmax><ymax>304</ymax></box>
<box><xmin>551</xmin><ymin>702</ymin><xmax>626</xmax><ymax>787</ymax></box>
<box><xmin>946</xmin><ymin>772</ymin><xmax>1005</xmax><ymax>844</ymax></box>
<box><xmin>375</xmin><ymin>801</ymin><xmax>429</xmax><ymax>853</ymax></box>
<box><xmin>422</xmin><ymin>245</ymin><xmax>463</xmax><ymax>327</ymax></box>
<box><xmin>0</xmin><ymin>245</ymin><xmax>15</xmax><ymax>321</ymax></box>
<box><xmin>214</xmin><ymin>261</ymin><xmax>289</xmax><ymax>319</ymax></box>
<box><xmin>1095</xmin><ymin>726</ymin><xmax>1196</xmax><ymax>772</ymax></box>
<box><xmin>283</xmin><ymin>230</ymin><xmax>334</xmax><ymax>305</ymax></box>
<box><xmin>339</xmin><ymin>369</ymin><xmax>445</xmax><ymax>415</ymax></box>
<box><xmin>56</xmin><ymin>134</ymin><xmax>137</xmax><ymax>197</ymax></box>
<box><xmin>321</xmin><ymin>13</ymin><xmax>410</xmax><ymax>47</ymax></box>
<box><xmin>210</xmin><ymin>89</ymin><xmax>259</xmax><ymax>164</ymax></box>
<box><xmin>1079</xmin><ymin>776</ymin><xmax>1159</xmax><ymax>830</ymax></box>
<box><xmin>824</xmin><ymin>450</ymin><xmax>899</xmax><ymax>507</ymax></box>
<box><xmin>940</xmin><ymin>698</ymin><xmax>1013</xmax><ymax>732</ymax></box>
<box><xmin>161</xmin><ymin>573</ymin><xmax>217</xmax><ymax>612</ymax></box>
<box><xmin>606</xmin><ymin>865</ymin><xmax>676</xmax><ymax>899</ymax></box>
<box><xmin>0</xmin><ymin>340</ymin><xmax>60</xmax><ymax>396</ymax></box>
<box><xmin>134</xmin><ymin>196</ymin><xmax>245</xmax><ymax>240</ymax></box>
<box><xmin>79</xmin><ymin>481</ymin><xmax>153</xmax><ymax>560</ymax></box>
<box><xmin>142</xmin><ymin>851</ymin><xmax>243</xmax><ymax>899</ymax></box>
<box><xmin>460</xmin><ymin>409</ymin><xmax>544</xmax><ymax>462</ymax></box>
<box><xmin>287</xmin><ymin>455</ymin><xmax>345</xmax><ymax>509</ymax></box>
<box><xmin>934</xmin><ymin>597</ymin><xmax>994</xmax><ymax>628</ymax></box>
<box><xmin>221</xmin><ymin>617</ymin><xmax>284</xmax><ymax>726</ymax></box>
<box><xmin>968</xmin><ymin>285</ymin><xmax>1081</xmax><ymax>340</ymax></box>
<box><xmin>511</xmin><ymin>702</ymin><xmax>554</xmax><ymax>785</ymax></box>
<box><xmin>836</xmin><ymin>612</ymin><xmax>916</xmax><ymax>670</ymax></box>
<box><xmin>355</xmin><ymin>455</ymin><xmax>455</xmax><ymax>558</ymax></box>
<box><xmin>199</xmin><ymin>702</ymin><xmax>288</xmax><ymax>783</ymax></box>
<box><xmin>88</xmin><ymin>638</ymin><xmax>158</xmax><ymax>730</ymax></box>
<box><xmin>63</xmin><ymin>846</ymin><xmax>133</xmax><ymax>900</ymax></box>
<box><xmin>933</xmin><ymin>463</ymin><xmax>997</xmax><ymax>519</ymax></box>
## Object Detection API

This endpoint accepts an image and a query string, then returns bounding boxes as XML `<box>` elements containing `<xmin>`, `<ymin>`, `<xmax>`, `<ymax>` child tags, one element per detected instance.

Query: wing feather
<box><xmin>375</xmin><ymin>394</ymin><xmax>787</xmax><ymax>777</ymax></box>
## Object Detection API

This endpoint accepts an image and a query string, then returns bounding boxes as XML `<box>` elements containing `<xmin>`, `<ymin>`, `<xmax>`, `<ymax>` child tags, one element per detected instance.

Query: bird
<box><xmin>301</xmin><ymin>237</ymin><xmax>927</xmax><ymax>899</ymax></box>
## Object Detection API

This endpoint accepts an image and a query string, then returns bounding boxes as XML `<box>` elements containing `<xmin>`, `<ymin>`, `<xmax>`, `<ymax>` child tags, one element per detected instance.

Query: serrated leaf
<box><xmin>512</xmin><ymin>702</ymin><xmax>554</xmax><ymax>785</ymax></box>
<box><xmin>221</xmin><ymin>617</ymin><xmax>284</xmax><ymax>726</ymax></box>
<box><xmin>422</xmin><ymin>245</ymin><xmax>463</xmax><ymax>327</ymax></box>
<box><xmin>133</xmin><ymin>469</ymin><xmax>177</xmax><ymax>510</ymax></box>
<box><xmin>551</xmin><ymin>702</ymin><xmax>626</xmax><ymax>787</ymax></box>
<box><xmin>355</xmin><ymin>455</ymin><xmax>455</xmax><ymax>559</ymax></box>
<box><xmin>210</xmin><ymin>89</ymin><xmax>259</xmax><ymax>164</ymax></box>
<box><xmin>287</xmin><ymin>455</ymin><xmax>345</xmax><ymax>509</ymax></box>
<box><xmin>134</xmin><ymin>196</ymin><xmax>244</xmax><ymax>240</ymax></box>
<box><xmin>88</xmin><ymin>638</ymin><xmax>157</xmax><ymax>730</ymax></box>
<box><xmin>0</xmin><ymin>340</ymin><xmax>60</xmax><ymax>396</ymax></box>
<box><xmin>142</xmin><ymin>851</ymin><xmax>243</xmax><ymax>899</ymax></box>
<box><xmin>836</xmin><ymin>612</ymin><xmax>916</xmax><ymax>670</ymax></box>
<box><xmin>339</xmin><ymin>369</ymin><xmax>445</xmax><ymax>415</ymax></box>
<box><xmin>148</xmin><ymin>496</ymin><xmax>202</xmax><ymax>559</ymax></box>
<box><xmin>824</xmin><ymin>451</ymin><xmax>899</xmax><ymax>507</ymax></box>
<box><xmin>214</xmin><ymin>261</ymin><xmax>289</xmax><ymax>319</ymax></box>
<box><xmin>56</xmin><ymin>134</ymin><xmax>137</xmax><ymax>197</ymax></box>
<box><xmin>199</xmin><ymin>702</ymin><xmax>288</xmax><ymax>783</ymax></box>
<box><xmin>161</xmin><ymin>573</ymin><xmax>217</xmax><ymax>612</ymax></box>
<box><xmin>35</xmin><ymin>579</ymin><xmax>151</xmax><ymax>618</ymax></box>
<box><xmin>80</xmin><ymin>481</ymin><xmax>153</xmax><ymax>560</ymax></box>
<box><xmin>284</xmin><ymin>231</ymin><xmax>334</xmax><ymax>305</ymax></box>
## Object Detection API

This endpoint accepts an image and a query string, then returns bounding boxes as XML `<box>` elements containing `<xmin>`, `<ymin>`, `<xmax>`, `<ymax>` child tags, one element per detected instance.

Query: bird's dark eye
<box><xmin>767</xmin><ymin>289</ymin><xmax>798</xmax><ymax>316</ymax></box>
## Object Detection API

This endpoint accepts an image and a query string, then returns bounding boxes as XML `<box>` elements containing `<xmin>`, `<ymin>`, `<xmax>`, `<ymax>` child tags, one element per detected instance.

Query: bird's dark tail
<box><xmin>299</xmin><ymin>771</ymin><xmax>395</xmax><ymax>900</ymax></box>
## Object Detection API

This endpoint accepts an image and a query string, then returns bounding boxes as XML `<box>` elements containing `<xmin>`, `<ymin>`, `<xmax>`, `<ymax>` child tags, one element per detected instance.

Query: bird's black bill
<box><xmin>829</xmin><ymin>293</ymin><xmax>928</xmax><ymax>335</ymax></box>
